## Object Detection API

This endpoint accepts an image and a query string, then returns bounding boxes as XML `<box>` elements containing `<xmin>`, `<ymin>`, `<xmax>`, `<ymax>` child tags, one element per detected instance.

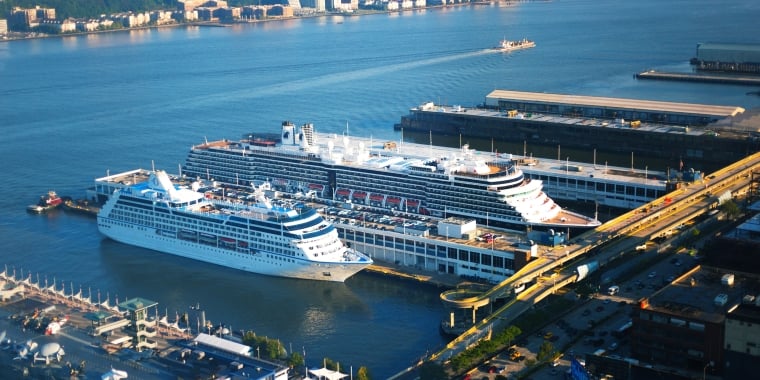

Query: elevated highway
<box><xmin>430</xmin><ymin>151</ymin><xmax>760</xmax><ymax>364</ymax></box>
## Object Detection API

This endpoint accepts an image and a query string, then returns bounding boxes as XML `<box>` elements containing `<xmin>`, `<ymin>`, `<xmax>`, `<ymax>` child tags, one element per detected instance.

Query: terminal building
<box><xmin>691</xmin><ymin>42</ymin><xmax>760</xmax><ymax>74</ymax></box>
<box><xmin>483</xmin><ymin>90</ymin><xmax>743</xmax><ymax>127</ymax></box>
<box><xmin>395</xmin><ymin>90</ymin><xmax>754</xmax><ymax>169</ymax></box>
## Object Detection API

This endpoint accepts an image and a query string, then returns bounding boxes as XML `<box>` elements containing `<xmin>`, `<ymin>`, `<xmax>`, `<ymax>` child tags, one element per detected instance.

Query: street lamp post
<box><xmin>703</xmin><ymin>360</ymin><xmax>714</xmax><ymax>380</ymax></box>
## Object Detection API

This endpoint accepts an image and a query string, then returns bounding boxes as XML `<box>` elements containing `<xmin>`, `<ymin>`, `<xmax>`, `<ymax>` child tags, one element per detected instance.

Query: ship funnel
<box><xmin>148</xmin><ymin>171</ymin><xmax>178</xmax><ymax>200</ymax></box>
<box><xmin>281</xmin><ymin>121</ymin><xmax>296</xmax><ymax>145</ymax></box>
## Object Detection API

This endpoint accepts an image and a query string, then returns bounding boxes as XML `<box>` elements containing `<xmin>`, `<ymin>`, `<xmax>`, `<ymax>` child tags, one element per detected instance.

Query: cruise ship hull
<box><xmin>98</xmin><ymin>219</ymin><xmax>369</xmax><ymax>282</ymax></box>
<box><xmin>96</xmin><ymin>170</ymin><xmax>372</xmax><ymax>283</ymax></box>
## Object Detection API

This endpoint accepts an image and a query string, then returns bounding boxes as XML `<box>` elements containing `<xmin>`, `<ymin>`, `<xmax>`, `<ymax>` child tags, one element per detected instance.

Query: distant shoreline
<box><xmin>0</xmin><ymin>2</ymin><xmax>500</xmax><ymax>43</ymax></box>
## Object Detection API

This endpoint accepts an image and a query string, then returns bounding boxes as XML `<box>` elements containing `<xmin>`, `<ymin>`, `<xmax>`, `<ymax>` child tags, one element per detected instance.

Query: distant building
<box><xmin>150</xmin><ymin>10</ymin><xmax>175</xmax><ymax>25</ymax></box>
<box><xmin>177</xmin><ymin>0</ymin><xmax>206</xmax><ymax>12</ymax></box>
<box><xmin>76</xmin><ymin>19</ymin><xmax>101</xmax><ymax>32</ymax></box>
<box><xmin>0</xmin><ymin>19</ymin><xmax>8</xmax><ymax>34</ymax></box>
<box><xmin>216</xmin><ymin>7</ymin><xmax>242</xmax><ymax>21</ymax></box>
<box><xmin>385</xmin><ymin>1</ymin><xmax>399</xmax><ymax>10</ymax></box>
<box><xmin>241</xmin><ymin>6</ymin><xmax>266</xmax><ymax>20</ymax></box>
<box><xmin>267</xmin><ymin>5</ymin><xmax>294</xmax><ymax>17</ymax></box>
<box><xmin>10</xmin><ymin>6</ymin><xmax>56</xmax><ymax>30</ymax></box>
<box><xmin>328</xmin><ymin>0</ymin><xmax>358</xmax><ymax>12</ymax></box>
<box><xmin>173</xmin><ymin>10</ymin><xmax>199</xmax><ymax>22</ymax></box>
<box><xmin>112</xmin><ymin>12</ymin><xmax>151</xmax><ymax>28</ymax></box>
<box><xmin>301</xmin><ymin>0</ymin><xmax>326</xmax><ymax>12</ymax></box>
<box><xmin>196</xmin><ymin>7</ymin><xmax>216</xmax><ymax>21</ymax></box>
<box><xmin>38</xmin><ymin>19</ymin><xmax>76</xmax><ymax>33</ymax></box>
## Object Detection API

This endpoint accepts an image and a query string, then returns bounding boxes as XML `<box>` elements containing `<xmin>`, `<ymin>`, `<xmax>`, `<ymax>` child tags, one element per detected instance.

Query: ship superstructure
<box><xmin>97</xmin><ymin>170</ymin><xmax>372</xmax><ymax>282</ymax></box>
<box><xmin>182</xmin><ymin>122</ymin><xmax>600</xmax><ymax>230</ymax></box>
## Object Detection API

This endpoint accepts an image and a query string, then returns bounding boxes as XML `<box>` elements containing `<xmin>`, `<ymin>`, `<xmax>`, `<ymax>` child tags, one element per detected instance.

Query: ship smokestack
<box><xmin>281</xmin><ymin>121</ymin><xmax>296</xmax><ymax>145</ymax></box>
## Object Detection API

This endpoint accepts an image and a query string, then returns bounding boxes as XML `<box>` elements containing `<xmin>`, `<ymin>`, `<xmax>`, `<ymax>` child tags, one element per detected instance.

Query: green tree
<box><xmin>720</xmin><ymin>199</ymin><xmax>740</xmax><ymax>219</ymax></box>
<box><xmin>356</xmin><ymin>366</ymin><xmax>372</xmax><ymax>380</ymax></box>
<box><xmin>266</xmin><ymin>339</ymin><xmax>284</xmax><ymax>359</ymax></box>
<box><xmin>536</xmin><ymin>341</ymin><xmax>555</xmax><ymax>362</ymax></box>
<box><xmin>418</xmin><ymin>361</ymin><xmax>446</xmax><ymax>380</ymax></box>
<box><xmin>287</xmin><ymin>351</ymin><xmax>304</xmax><ymax>370</ymax></box>
<box><xmin>324</xmin><ymin>357</ymin><xmax>338</xmax><ymax>371</ymax></box>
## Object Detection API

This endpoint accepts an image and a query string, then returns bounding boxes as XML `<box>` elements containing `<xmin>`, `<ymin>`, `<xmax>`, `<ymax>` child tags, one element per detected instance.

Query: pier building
<box><xmin>395</xmin><ymin>91</ymin><xmax>755</xmax><ymax>169</ymax></box>
<box><xmin>691</xmin><ymin>42</ymin><xmax>760</xmax><ymax>74</ymax></box>
<box><xmin>483</xmin><ymin>89</ymin><xmax>743</xmax><ymax>126</ymax></box>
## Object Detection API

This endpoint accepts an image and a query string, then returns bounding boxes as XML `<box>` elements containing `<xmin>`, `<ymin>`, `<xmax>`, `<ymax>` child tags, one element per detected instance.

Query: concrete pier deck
<box><xmin>635</xmin><ymin>70</ymin><xmax>760</xmax><ymax>86</ymax></box>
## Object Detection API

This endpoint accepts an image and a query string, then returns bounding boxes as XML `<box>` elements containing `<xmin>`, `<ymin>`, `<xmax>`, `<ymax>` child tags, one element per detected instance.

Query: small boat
<box><xmin>494</xmin><ymin>38</ymin><xmax>535</xmax><ymax>52</ymax></box>
<box><xmin>27</xmin><ymin>191</ymin><xmax>63</xmax><ymax>213</ymax></box>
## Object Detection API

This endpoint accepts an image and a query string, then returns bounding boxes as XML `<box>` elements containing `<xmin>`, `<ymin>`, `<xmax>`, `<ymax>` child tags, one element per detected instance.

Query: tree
<box><xmin>356</xmin><ymin>366</ymin><xmax>372</xmax><ymax>380</ymax></box>
<box><xmin>324</xmin><ymin>357</ymin><xmax>338</xmax><ymax>371</ymax></box>
<box><xmin>720</xmin><ymin>199</ymin><xmax>740</xmax><ymax>219</ymax></box>
<box><xmin>536</xmin><ymin>341</ymin><xmax>555</xmax><ymax>362</ymax></box>
<box><xmin>287</xmin><ymin>350</ymin><xmax>304</xmax><ymax>370</ymax></box>
<box><xmin>418</xmin><ymin>361</ymin><xmax>446</xmax><ymax>380</ymax></box>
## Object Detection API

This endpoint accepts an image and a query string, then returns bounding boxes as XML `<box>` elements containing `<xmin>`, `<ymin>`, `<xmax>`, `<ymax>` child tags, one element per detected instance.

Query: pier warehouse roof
<box><xmin>194</xmin><ymin>333</ymin><xmax>252</xmax><ymax>356</ymax></box>
<box><xmin>485</xmin><ymin>89</ymin><xmax>744</xmax><ymax>125</ymax></box>
<box><xmin>696</xmin><ymin>43</ymin><xmax>760</xmax><ymax>65</ymax></box>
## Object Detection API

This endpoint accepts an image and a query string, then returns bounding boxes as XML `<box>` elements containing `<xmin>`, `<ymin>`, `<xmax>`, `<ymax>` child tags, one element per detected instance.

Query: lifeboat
<box><xmin>387</xmin><ymin>197</ymin><xmax>401</xmax><ymax>204</ymax></box>
<box><xmin>406</xmin><ymin>199</ymin><xmax>419</xmax><ymax>207</ymax></box>
<box><xmin>352</xmin><ymin>191</ymin><xmax>367</xmax><ymax>199</ymax></box>
<box><xmin>370</xmin><ymin>193</ymin><xmax>385</xmax><ymax>201</ymax></box>
<box><xmin>199</xmin><ymin>233</ymin><xmax>217</xmax><ymax>243</ymax></box>
<box><xmin>308</xmin><ymin>183</ymin><xmax>324</xmax><ymax>190</ymax></box>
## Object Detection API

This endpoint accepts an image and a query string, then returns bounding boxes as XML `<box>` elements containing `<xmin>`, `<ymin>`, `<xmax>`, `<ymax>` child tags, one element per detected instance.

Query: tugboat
<box><xmin>27</xmin><ymin>191</ymin><xmax>63</xmax><ymax>213</ymax></box>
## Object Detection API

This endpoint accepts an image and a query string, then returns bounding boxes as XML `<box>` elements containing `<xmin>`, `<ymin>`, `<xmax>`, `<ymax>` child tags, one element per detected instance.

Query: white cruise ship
<box><xmin>182</xmin><ymin>122</ymin><xmax>600</xmax><ymax>230</ymax></box>
<box><xmin>96</xmin><ymin>170</ymin><xmax>372</xmax><ymax>282</ymax></box>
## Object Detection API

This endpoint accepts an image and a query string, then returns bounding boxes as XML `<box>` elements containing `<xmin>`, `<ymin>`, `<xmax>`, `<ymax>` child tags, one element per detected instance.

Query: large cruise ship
<box><xmin>182</xmin><ymin>122</ymin><xmax>600</xmax><ymax>230</ymax></box>
<box><xmin>96</xmin><ymin>170</ymin><xmax>373</xmax><ymax>282</ymax></box>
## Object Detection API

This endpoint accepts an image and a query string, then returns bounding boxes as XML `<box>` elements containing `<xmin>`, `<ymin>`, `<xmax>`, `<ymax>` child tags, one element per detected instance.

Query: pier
<box><xmin>395</xmin><ymin>90</ymin><xmax>757</xmax><ymax>170</ymax></box>
<box><xmin>635</xmin><ymin>70</ymin><xmax>760</xmax><ymax>86</ymax></box>
<box><xmin>0</xmin><ymin>268</ymin><xmax>291</xmax><ymax>379</ymax></box>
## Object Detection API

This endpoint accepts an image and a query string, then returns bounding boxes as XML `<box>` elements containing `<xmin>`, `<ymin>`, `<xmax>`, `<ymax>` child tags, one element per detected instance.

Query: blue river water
<box><xmin>0</xmin><ymin>0</ymin><xmax>758</xmax><ymax>377</ymax></box>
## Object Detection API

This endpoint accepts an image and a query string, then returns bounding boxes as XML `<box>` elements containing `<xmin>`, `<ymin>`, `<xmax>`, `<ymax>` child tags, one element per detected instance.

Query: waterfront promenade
<box><xmin>0</xmin><ymin>269</ymin><xmax>190</xmax><ymax>379</ymax></box>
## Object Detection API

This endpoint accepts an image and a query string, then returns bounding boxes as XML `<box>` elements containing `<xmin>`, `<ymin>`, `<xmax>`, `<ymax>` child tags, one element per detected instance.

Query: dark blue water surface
<box><xmin>1</xmin><ymin>0</ymin><xmax>758</xmax><ymax>377</ymax></box>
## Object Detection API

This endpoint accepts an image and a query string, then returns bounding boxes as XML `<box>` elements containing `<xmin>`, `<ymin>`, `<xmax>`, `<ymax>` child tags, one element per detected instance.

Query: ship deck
<box><xmin>298</xmin><ymin>132</ymin><xmax>667</xmax><ymax>189</ymax></box>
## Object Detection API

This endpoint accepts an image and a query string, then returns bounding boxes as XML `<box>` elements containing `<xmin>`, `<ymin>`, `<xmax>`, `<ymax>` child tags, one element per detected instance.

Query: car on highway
<box><xmin>648</xmin><ymin>271</ymin><xmax>657</xmax><ymax>278</ymax></box>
